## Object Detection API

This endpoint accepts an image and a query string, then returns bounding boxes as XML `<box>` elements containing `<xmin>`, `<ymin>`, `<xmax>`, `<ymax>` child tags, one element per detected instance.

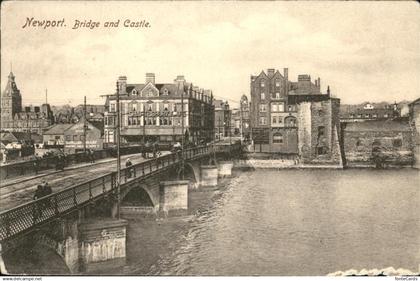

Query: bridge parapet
<box><xmin>0</xmin><ymin>144</ymin><xmax>239</xmax><ymax>243</ymax></box>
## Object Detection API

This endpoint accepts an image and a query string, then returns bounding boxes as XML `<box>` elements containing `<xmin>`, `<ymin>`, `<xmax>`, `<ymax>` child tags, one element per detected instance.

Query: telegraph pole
<box><xmin>116</xmin><ymin>81</ymin><xmax>121</xmax><ymax>219</ymax></box>
<box><xmin>180</xmin><ymin>90</ymin><xmax>185</xmax><ymax>179</ymax></box>
<box><xmin>240</xmin><ymin>101</ymin><xmax>243</xmax><ymax>145</ymax></box>
<box><xmin>83</xmin><ymin>96</ymin><xmax>87</xmax><ymax>153</ymax></box>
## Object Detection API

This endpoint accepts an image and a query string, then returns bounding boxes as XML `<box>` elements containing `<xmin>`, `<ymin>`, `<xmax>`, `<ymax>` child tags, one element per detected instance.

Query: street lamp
<box><xmin>115</xmin><ymin>81</ymin><xmax>121</xmax><ymax>220</ymax></box>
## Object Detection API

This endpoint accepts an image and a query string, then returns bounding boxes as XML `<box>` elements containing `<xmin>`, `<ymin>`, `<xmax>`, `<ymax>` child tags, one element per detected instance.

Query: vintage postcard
<box><xmin>0</xmin><ymin>0</ymin><xmax>419</xmax><ymax>278</ymax></box>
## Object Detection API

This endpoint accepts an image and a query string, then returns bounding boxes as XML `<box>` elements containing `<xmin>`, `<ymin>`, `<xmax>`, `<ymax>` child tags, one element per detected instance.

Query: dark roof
<box><xmin>43</xmin><ymin>124</ymin><xmax>74</xmax><ymax>135</ymax></box>
<box><xmin>409</xmin><ymin>97</ymin><xmax>420</xmax><ymax>106</ymax></box>
<box><xmin>344</xmin><ymin>120</ymin><xmax>411</xmax><ymax>132</ymax></box>
<box><xmin>0</xmin><ymin>132</ymin><xmax>37</xmax><ymax>142</ymax></box>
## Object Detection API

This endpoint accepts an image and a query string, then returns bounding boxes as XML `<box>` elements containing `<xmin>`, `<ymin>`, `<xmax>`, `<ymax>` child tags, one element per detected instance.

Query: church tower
<box><xmin>1</xmin><ymin>71</ymin><xmax>22</xmax><ymax>129</ymax></box>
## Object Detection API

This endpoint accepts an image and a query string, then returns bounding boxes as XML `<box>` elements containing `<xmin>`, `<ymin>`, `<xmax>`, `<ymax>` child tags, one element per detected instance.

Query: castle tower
<box><xmin>1</xmin><ymin>72</ymin><xmax>22</xmax><ymax>129</ymax></box>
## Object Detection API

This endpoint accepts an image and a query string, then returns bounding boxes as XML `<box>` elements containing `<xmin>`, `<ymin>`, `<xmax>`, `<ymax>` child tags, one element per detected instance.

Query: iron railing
<box><xmin>0</xmin><ymin>143</ymin><xmax>240</xmax><ymax>242</ymax></box>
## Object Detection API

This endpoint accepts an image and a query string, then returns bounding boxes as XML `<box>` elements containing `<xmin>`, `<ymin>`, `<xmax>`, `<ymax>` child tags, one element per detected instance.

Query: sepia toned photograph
<box><xmin>0</xmin><ymin>0</ymin><xmax>419</xmax><ymax>277</ymax></box>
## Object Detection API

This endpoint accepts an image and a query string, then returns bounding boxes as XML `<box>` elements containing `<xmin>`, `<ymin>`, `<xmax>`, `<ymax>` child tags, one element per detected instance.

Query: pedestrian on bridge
<box><xmin>32</xmin><ymin>184</ymin><xmax>44</xmax><ymax>222</ymax></box>
<box><xmin>125</xmin><ymin>158</ymin><xmax>133</xmax><ymax>179</ymax></box>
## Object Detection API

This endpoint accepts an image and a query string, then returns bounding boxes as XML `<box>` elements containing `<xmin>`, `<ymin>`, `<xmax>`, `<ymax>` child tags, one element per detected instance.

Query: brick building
<box><xmin>342</xmin><ymin>120</ymin><xmax>413</xmax><ymax>167</ymax></box>
<box><xmin>214</xmin><ymin>100</ymin><xmax>231</xmax><ymax>141</ymax></box>
<box><xmin>249</xmin><ymin>68</ymin><xmax>341</xmax><ymax>164</ymax></box>
<box><xmin>1</xmin><ymin>72</ymin><xmax>54</xmax><ymax>135</ymax></box>
<box><xmin>104</xmin><ymin>74</ymin><xmax>214</xmax><ymax>145</ymax></box>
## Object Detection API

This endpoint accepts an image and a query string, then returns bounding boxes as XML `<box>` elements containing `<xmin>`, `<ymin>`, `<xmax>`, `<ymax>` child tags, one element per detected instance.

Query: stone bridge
<box><xmin>0</xmin><ymin>143</ymin><xmax>241</xmax><ymax>274</ymax></box>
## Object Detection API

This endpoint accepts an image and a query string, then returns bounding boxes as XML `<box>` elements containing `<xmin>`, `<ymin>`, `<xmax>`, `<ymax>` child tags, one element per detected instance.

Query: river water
<box><xmin>124</xmin><ymin>169</ymin><xmax>420</xmax><ymax>275</ymax></box>
<box><xmin>5</xmin><ymin>168</ymin><xmax>418</xmax><ymax>275</ymax></box>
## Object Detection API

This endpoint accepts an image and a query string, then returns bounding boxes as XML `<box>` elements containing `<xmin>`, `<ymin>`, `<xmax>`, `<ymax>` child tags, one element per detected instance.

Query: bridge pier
<box><xmin>217</xmin><ymin>161</ymin><xmax>233</xmax><ymax>178</ymax></box>
<box><xmin>78</xmin><ymin>219</ymin><xmax>127</xmax><ymax>273</ymax></box>
<box><xmin>159</xmin><ymin>180</ymin><xmax>189</xmax><ymax>217</ymax></box>
<box><xmin>200</xmin><ymin>165</ymin><xmax>218</xmax><ymax>187</ymax></box>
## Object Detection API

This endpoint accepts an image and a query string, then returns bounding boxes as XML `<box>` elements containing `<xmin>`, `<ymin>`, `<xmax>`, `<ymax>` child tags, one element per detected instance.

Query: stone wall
<box><xmin>343</xmin><ymin>121</ymin><xmax>413</xmax><ymax>167</ymax></box>
<box><xmin>298</xmin><ymin>99</ymin><xmax>342</xmax><ymax>165</ymax></box>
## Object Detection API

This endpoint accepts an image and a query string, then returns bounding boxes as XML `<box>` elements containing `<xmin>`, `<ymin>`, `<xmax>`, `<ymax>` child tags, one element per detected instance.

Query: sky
<box><xmin>1</xmin><ymin>1</ymin><xmax>419</xmax><ymax>107</ymax></box>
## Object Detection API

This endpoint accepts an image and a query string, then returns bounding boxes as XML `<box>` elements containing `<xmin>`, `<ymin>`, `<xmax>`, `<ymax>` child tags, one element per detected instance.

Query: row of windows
<box><xmin>349</xmin><ymin>113</ymin><xmax>389</xmax><ymax>119</ymax></box>
<box><xmin>259</xmin><ymin>103</ymin><xmax>295</xmax><ymax>113</ymax></box>
<box><xmin>259</xmin><ymin>79</ymin><xmax>283</xmax><ymax>88</ymax></box>
<box><xmin>356</xmin><ymin>139</ymin><xmax>402</xmax><ymax>148</ymax></box>
<box><xmin>65</xmin><ymin>135</ymin><xmax>86</xmax><ymax>141</ymax></box>
<box><xmin>259</xmin><ymin>92</ymin><xmax>284</xmax><ymax>100</ymax></box>
<box><xmin>259</xmin><ymin>116</ymin><xmax>297</xmax><ymax>126</ymax></box>
<box><xmin>128</xmin><ymin>117</ymin><xmax>182</xmax><ymax>126</ymax></box>
<box><xmin>110</xmin><ymin>103</ymin><xmax>175</xmax><ymax>113</ymax></box>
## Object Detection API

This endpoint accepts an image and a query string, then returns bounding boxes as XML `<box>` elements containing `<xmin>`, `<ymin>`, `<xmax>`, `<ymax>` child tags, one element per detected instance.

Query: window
<box><xmin>148</xmin><ymin>104</ymin><xmax>153</xmax><ymax>111</ymax></box>
<box><xmin>275</xmin><ymin>79</ymin><xmax>281</xmax><ymax>87</ymax></box>
<box><xmin>55</xmin><ymin>136</ymin><xmax>60</xmax><ymax>140</ymax></box>
<box><xmin>357</xmin><ymin>114</ymin><xmax>362</xmax><ymax>118</ymax></box>
<box><xmin>273</xmin><ymin>133</ymin><xmax>283</xmax><ymax>144</ymax></box>
<box><xmin>392</xmin><ymin>139</ymin><xmax>402</xmax><ymax>148</ymax></box>
<box><xmin>318</xmin><ymin>126</ymin><xmax>325</xmax><ymax>138</ymax></box>
<box><xmin>259</xmin><ymin>104</ymin><xmax>267</xmax><ymax>112</ymax></box>
<box><xmin>260</xmin><ymin>92</ymin><xmax>265</xmax><ymax>100</ymax></box>
<box><xmin>163</xmin><ymin>103</ymin><xmax>169</xmax><ymax>111</ymax></box>
<box><xmin>73</xmin><ymin>135</ymin><xmax>78</xmax><ymax>141</ymax></box>
<box><xmin>110</xmin><ymin>103</ymin><xmax>116</xmax><ymax>112</ymax></box>
<box><xmin>384</xmin><ymin>114</ymin><xmax>389</xmax><ymax>118</ymax></box>
<box><xmin>373</xmin><ymin>114</ymin><xmax>377</xmax><ymax>118</ymax></box>
<box><xmin>285</xmin><ymin>116</ymin><xmax>297</xmax><ymax>127</ymax></box>
<box><xmin>272</xmin><ymin>116</ymin><xmax>277</xmax><ymax>124</ymax></box>
<box><xmin>260</xmin><ymin>80</ymin><xmax>265</xmax><ymax>87</ymax></box>
<box><xmin>271</xmin><ymin>102</ymin><xmax>284</xmax><ymax>112</ymax></box>
<box><xmin>259</xmin><ymin>117</ymin><xmax>267</xmax><ymax>125</ymax></box>
<box><xmin>163</xmin><ymin>89</ymin><xmax>169</xmax><ymax>95</ymax></box>
<box><xmin>65</xmin><ymin>135</ymin><xmax>71</xmax><ymax>141</ymax></box>
<box><xmin>132</xmin><ymin>89</ymin><xmax>137</xmax><ymax>95</ymax></box>
<box><xmin>275</xmin><ymin>92</ymin><xmax>280</xmax><ymax>99</ymax></box>
<box><xmin>132</xmin><ymin>103</ymin><xmax>137</xmax><ymax>112</ymax></box>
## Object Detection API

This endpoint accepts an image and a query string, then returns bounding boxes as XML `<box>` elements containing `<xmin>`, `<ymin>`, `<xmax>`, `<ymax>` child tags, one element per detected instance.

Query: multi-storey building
<box><xmin>104</xmin><ymin>74</ymin><xmax>214</xmax><ymax>145</ymax></box>
<box><xmin>214</xmin><ymin>100</ymin><xmax>231</xmax><ymax>140</ymax></box>
<box><xmin>1</xmin><ymin>72</ymin><xmax>54</xmax><ymax>135</ymax></box>
<box><xmin>340</xmin><ymin>102</ymin><xmax>401</xmax><ymax>123</ymax></box>
<box><xmin>250</xmin><ymin>68</ymin><xmax>341</xmax><ymax>164</ymax></box>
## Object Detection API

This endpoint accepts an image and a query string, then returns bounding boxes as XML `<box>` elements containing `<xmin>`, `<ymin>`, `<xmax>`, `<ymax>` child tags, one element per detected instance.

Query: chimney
<box><xmin>327</xmin><ymin>85</ymin><xmax>330</xmax><ymax>95</ymax></box>
<box><xmin>283</xmin><ymin>68</ymin><xmax>288</xmax><ymax>81</ymax></box>
<box><xmin>146</xmin><ymin>73</ymin><xmax>155</xmax><ymax>84</ymax></box>
<box><xmin>267</xmin><ymin>68</ymin><xmax>275</xmax><ymax>77</ymax></box>
<box><xmin>174</xmin><ymin>75</ymin><xmax>186</xmax><ymax>91</ymax></box>
<box><xmin>34</xmin><ymin>106</ymin><xmax>40</xmax><ymax>113</ymax></box>
<box><xmin>117</xmin><ymin>76</ymin><xmax>127</xmax><ymax>95</ymax></box>
<box><xmin>25</xmin><ymin>106</ymin><xmax>31</xmax><ymax>113</ymax></box>
<box><xmin>317</xmin><ymin>77</ymin><xmax>321</xmax><ymax>89</ymax></box>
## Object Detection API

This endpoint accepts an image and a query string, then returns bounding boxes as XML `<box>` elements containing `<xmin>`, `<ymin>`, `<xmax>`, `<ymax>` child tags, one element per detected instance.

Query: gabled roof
<box><xmin>43</xmin><ymin>124</ymin><xmax>74</xmax><ymax>135</ymax></box>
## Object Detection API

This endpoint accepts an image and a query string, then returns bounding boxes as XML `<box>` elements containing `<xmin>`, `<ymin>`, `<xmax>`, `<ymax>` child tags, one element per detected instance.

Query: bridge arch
<box><xmin>178</xmin><ymin>161</ymin><xmax>200</xmax><ymax>187</ymax></box>
<box><xmin>120</xmin><ymin>182</ymin><xmax>158</xmax><ymax>208</ymax></box>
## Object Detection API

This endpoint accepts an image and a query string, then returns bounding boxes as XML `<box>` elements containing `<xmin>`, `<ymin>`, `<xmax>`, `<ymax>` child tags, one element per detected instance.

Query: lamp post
<box><xmin>180</xmin><ymin>90</ymin><xmax>185</xmax><ymax>180</ymax></box>
<box><xmin>115</xmin><ymin>81</ymin><xmax>121</xmax><ymax>220</ymax></box>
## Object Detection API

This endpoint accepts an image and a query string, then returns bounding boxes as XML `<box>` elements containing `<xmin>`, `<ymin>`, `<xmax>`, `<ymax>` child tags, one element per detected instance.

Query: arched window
<box><xmin>132</xmin><ymin>89</ymin><xmax>137</xmax><ymax>95</ymax></box>
<box><xmin>273</xmin><ymin>133</ymin><xmax>283</xmax><ymax>144</ymax></box>
<box><xmin>284</xmin><ymin>116</ymin><xmax>297</xmax><ymax>127</ymax></box>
